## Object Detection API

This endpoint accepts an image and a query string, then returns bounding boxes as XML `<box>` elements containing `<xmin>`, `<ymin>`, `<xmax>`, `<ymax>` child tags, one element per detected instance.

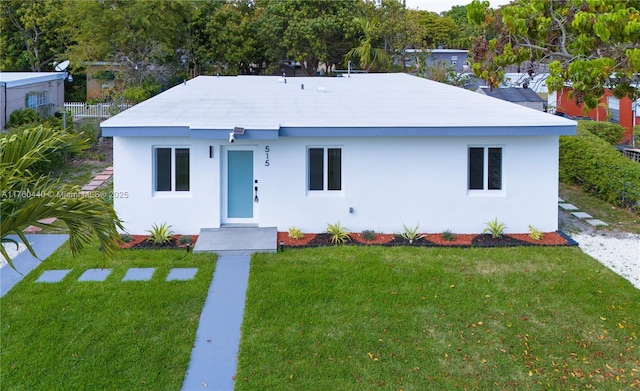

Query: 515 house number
<box><xmin>265</xmin><ymin>146</ymin><xmax>270</xmax><ymax>166</ymax></box>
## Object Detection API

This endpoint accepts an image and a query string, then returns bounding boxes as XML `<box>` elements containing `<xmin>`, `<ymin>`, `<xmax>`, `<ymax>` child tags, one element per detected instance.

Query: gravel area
<box><xmin>560</xmin><ymin>210</ymin><xmax>640</xmax><ymax>290</ymax></box>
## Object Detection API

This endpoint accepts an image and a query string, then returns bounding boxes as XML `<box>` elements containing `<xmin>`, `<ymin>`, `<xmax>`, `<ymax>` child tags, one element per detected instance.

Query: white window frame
<box><xmin>26</xmin><ymin>91</ymin><xmax>47</xmax><ymax>109</ymax></box>
<box><xmin>306</xmin><ymin>146</ymin><xmax>343</xmax><ymax>195</ymax></box>
<box><xmin>152</xmin><ymin>146</ymin><xmax>191</xmax><ymax>196</ymax></box>
<box><xmin>607</xmin><ymin>96</ymin><xmax>620</xmax><ymax>124</ymax></box>
<box><xmin>467</xmin><ymin>145</ymin><xmax>505</xmax><ymax>196</ymax></box>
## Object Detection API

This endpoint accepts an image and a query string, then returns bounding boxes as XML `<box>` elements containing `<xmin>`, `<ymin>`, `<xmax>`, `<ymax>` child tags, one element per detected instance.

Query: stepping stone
<box><xmin>571</xmin><ymin>211</ymin><xmax>593</xmax><ymax>219</ymax></box>
<box><xmin>38</xmin><ymin>217</ymin><xmax>58</xmax><ymax>224</ymax></box>
<box><xmin>586</xmin><ymin>219</ymin><xmax>609</xmax><ymax>227</ymax></box>
<box><xmin>81</xmin><ymin>185</ymin><xmax>98</xmax><ymax>191</ymax></box>
<box><xmin>78</xmin><ymin>268</ymin><xmax>112</xmax><ymax>282</ymax></box>
<box><xmin>88</xmin><ymin>180</ymin><xmax>104</xmax><ymax>186</ymax></box>
<box><xmin>23</xmin><ymin>225</ymin><xmax>43</xmax><ymax>233</ymax></box>
<box><xmin>166</xmin><ymin>268</ymin><xmax>198</xmax><ymax>281</ymax></box>
<box><xmin>559</xmin><ymin>203</ymin><xmax>579</xmax><ymax>211</ymax></box>
<box><xmin>94</xmin><ymin>174</ymin><xmax>111</xmax><ymax>181</ymax></box>
<box><xmin>36</xmin><ymin>269</ymin><xmax>72</xmax><ymax>283</ymax></box>
<box><xmin>558</xmin><ymin>197</ymin><xmax>564</xmax><ymax>203</ymax></box>
<box><xmin>123</xmin><ymin>268</ymin><xmax>156</xmax><ymax>281</ymax></box>
<box><xmin>105</xmin><ymin>166</ymin><xmax>114</xmax><ymax>171</ymax></box>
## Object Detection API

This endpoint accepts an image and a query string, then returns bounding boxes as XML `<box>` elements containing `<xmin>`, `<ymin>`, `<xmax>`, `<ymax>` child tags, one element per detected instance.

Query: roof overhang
<box><xmin>102</xmin><ymin>125</ymin><xmax>575</xmax><ymax>138</ymax></box>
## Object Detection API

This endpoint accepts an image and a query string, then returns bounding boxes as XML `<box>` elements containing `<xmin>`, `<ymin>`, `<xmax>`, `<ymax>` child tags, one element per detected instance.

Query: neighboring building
<box><xmin>550</xmin><ymin>86</ymin><xmax>640</xmax><ymax>144</ymax></box>
<box><xmin>405</xmin><ymin>49</ymin><xmax>469</xmax><ymax>73</ymax></box>
<box><xmin>477</xmin><ymin>87</ymin><xmax>546</xmax><ymax>111</ymax></box>
<box><xmin>0</xmin><ymin>72</ymin><xmax>66</xmax><ymax>130</ymax></box>
<box><xmin>86</xmin><ymin>62</ymin><xmax>122</xmax><ymax>101</ymax></box>
<box><xmin>101</xmin><ymin>73</ymin><xmax>575</xmax><ymax>236</ymax></box>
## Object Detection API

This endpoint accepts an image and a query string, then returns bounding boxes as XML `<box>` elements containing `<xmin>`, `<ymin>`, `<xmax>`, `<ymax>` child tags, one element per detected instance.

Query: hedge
<box><xmin>560</xmin><ymin>127</ymin><xmax>640</xmax><ymax>211</ymax></box>
<box><xmin>578</xmin><ymin>121</ymin><xmax>625</xmax><ymax>144</ymax></box>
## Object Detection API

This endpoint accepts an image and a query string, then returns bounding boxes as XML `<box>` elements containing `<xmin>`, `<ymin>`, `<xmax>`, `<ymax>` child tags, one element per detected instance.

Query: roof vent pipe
<box><xmin>348</xmin><ymin>60</ymin><xmax>351</xmax><ymax>77</ymax></box>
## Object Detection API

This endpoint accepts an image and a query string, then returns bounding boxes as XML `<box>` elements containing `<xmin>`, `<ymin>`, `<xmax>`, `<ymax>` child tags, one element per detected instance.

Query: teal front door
<box><xmin>225</xmin><ymin>150</ymin><xmax>254</xmax><ymax>222</ymax></box>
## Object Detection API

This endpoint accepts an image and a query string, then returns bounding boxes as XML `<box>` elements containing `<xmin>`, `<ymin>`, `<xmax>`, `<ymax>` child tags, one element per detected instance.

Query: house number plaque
<box><xmin>265</xmin><ymin>146</ymin><xmax>270</xmax><ymax>166</ymax></box>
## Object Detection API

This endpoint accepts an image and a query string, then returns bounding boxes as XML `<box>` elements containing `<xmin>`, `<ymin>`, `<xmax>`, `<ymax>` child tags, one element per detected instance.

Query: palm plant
<box><xmin>1</xmin><ymin>125</ymin><xmax>123</xmax><ymax>268</ymax></box>
<box><xmin>344</xmin><ymin>17</ymin><xmax>392</xmax><ymax>72</ymax></box>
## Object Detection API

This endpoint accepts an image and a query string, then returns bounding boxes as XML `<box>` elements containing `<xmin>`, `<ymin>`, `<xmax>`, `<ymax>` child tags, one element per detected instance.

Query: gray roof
<box><xmin>0</xmin><ymin>72</ymin><xmax>66</xmax><ymax>87</ymax></box>
<box><xmin>478</xmin><ymin>86</ymin><xmax>545</xmax><ymax>103</ymax></box>
<box><xmin>101</xmin><ymin>73</ymin><xmax>575</xmax><ymax>138</ymax></box>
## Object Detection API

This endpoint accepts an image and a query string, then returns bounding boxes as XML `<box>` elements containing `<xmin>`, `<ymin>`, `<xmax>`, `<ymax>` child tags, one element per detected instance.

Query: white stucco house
<box><xmin>101</xmin><ymin>73</ymin><xmax>576</xmax><ymax>236</ymax></box>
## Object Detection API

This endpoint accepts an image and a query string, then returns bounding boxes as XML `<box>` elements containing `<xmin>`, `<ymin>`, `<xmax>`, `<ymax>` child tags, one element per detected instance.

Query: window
<box><xmin>607</xmin><ymin>96</ymin><xmax>620</xmax><ymax>124</ymax></box>
<box><xmin>154</xmin><ymin>147</ymin><xmax>190</xmax><ymax>192</ymax></box>
<box><xmin>308</xmin><ymin>147</ymin><xmax>341</xmax><ymax>191</ymax></box>
<box><xmin>468</xmin><ymin>147</ymin><xmax>502</xmax><ymax>191</ymax></box>
<box><xmin>26</xmin><ymin>91</ymin><xmax>49</xmax><ymax>116</ymax></box>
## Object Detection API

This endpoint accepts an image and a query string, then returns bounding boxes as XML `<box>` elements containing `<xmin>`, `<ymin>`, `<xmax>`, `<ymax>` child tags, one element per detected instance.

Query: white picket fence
<box><xmin>64</xmin><ymin>102</ymin><xmax>132</xmax><ymax>119</ymax></box>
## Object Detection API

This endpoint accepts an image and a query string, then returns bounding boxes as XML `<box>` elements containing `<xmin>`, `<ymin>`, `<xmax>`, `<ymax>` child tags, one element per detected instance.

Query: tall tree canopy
<box><xmin>468</xmin><ymin>0</ymin><xmax>640</xmax><ymax>109</ymax></box>
<box><xmin>0</xmin><ymin>0</ymin><xmax>69</xmax><ymax>71</ymax></box>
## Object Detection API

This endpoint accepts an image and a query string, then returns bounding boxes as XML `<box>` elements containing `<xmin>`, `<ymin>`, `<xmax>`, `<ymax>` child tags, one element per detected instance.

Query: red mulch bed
<box><xmin>119</xmin><ymin>234</ymin><xmax>198</xmax><ymax>250</ymax></box>
<box><xmin>277</xmin><ymin>231</ymin><xmax>573</xmax><ymax>248</ymax></box>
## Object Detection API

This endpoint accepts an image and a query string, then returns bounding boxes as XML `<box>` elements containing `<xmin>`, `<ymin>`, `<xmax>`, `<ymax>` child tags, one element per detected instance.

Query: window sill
<box><xmin>152</xmin><ymin>191</ymin><xmax>192</xmax><ymax>198</ymax></box>
<box><xmin>306</xmin><ymin>190</ymin><xmax>345</xmax><ymax>198</ymax></box>
<box><xmin>467</xmin><ymin>190</ymin><xmax>505</xmax><ymax>197</ymax></box>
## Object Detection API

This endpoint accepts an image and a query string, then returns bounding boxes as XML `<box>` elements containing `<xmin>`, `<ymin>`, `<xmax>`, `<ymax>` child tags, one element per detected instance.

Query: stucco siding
<box><xmin>112</xmin><ymin>135</ymin><xmax>559</xmax><ymax>235</ymax></box>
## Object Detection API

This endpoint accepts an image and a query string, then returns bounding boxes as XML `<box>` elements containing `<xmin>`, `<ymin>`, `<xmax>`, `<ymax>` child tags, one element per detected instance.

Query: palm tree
<box><xmin>1</xmin><ymin>125</ymin><xmax>123</xmax><ymax>268</ymax></box>
<box><xmin>344</xmin><ymin>17</ymin><xmax>392</xmax><ymax>72</ymax></box>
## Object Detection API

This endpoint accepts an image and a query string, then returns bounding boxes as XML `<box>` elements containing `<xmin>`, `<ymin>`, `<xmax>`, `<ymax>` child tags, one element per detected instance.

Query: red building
<box><xmin>554</xmin><ymin>87</ymin><xmax>639</xmax><ymax>144</ymax></box>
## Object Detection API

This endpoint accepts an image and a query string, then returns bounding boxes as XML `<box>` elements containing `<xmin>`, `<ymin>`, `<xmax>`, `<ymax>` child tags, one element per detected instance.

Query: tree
<box><xmin>255</xmin><ymin>0</ymin><xmax>360</xmax><ymax>75</ymax></box>
<box><xmin>0</xmin><ymin>0</ymin><xmax>70</xmax><ymax>71</ymax></box>
<box><xmin>1</xmin><ymin>126</ymin><xmax>123</xmax><ymax>268</ymax></box>
<box><xmin>65</xmin><ymin>0</ymin><xmax>194</xmax><ymax>96</ymax></box>
<box><xmin>468</xmin><ymin>0</ymin><xmax>640</xmax><ymax>109</ymax></box>
<box><xmin>344</xmin><ymin>16</ymin><xmax>392</xmax><ymax>72</ymax></box>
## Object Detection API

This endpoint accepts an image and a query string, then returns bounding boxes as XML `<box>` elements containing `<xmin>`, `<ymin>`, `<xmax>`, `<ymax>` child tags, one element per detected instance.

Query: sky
<box><xmin>404</xmin><ymin>0</ymin><xmax>512</xmax><ymax>14</ymax></box>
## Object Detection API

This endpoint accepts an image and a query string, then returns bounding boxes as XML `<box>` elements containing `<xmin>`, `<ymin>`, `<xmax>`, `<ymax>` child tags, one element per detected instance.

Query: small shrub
<box><xmin>288</xmin><ymin>226</ymin><xmax>304</xmax><ymax>240</ymax></box>
<box><xmin>360</xmin><ymin>230</ymin><xmax>377</xmax><ymax>241</ymax></box>
<box><xmin>528</xmin><ymin>225</ymin><xmax>543</xmax><ymax>241</ymax></box>
<box><xmin>146</xmin><ymin>223</ymin><xmax>174</xmax><ymax>245</ymax></box>
<box><xmin>120</xmin><ymin>233</ymin><xmax>133</xmax><ymax>243</ymax></box>
<box><xmin>324</xmin><ymin>222</ymin><xmax>351</xmax><ymax>245</ymax></box>
<box><xmin>6</xmin><ymin>108</ymin><xmax>41</xmax><ymax>129</ymax></box>
<box><xmin>441</xmin><ymin>230</ymin><xmax>457</xmax><ymax>241</ymax></box>
<box><xmin>483</xmin><ymin>218</ymin><xmax>506</xmax><ymax>238</ymax></box>
<box><xmin>178</xmin><ymin>235</ymin><xmax>192</xmax><ymax>246</ymax></box>
<box><xmin>400</xmin><ymin>224</ymin><xmax>423</xmax><ymax>244</ymax></box>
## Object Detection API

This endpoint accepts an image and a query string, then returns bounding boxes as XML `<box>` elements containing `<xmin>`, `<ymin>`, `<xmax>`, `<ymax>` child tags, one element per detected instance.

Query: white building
<box><xmin>101</xmin><ymin>73</ymin><xmax>576</xmax><ymax>235</ymax></box>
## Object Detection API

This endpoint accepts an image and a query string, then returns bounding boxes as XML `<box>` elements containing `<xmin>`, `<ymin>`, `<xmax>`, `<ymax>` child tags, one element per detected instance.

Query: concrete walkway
<box><xmin>182</xmin><ymin>255</ymin><xmax>251</xmax><ymax>391</ymax></box>
<box><xmin>1</xmin><ymin>234</ymin><xmax>69</xmax><ymax>297</ymax></box>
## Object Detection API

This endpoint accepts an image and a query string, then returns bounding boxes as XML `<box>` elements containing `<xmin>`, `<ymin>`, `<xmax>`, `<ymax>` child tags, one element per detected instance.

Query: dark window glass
<box><xmin>308</xmin><ymin>148</ymin><xmax>324</xmax><ymax>190</ymax></box>
<box><xmin>327</xmin><ymin>148</ymin><xmax>341</xmax><ymax>190</ymax></box>
<box><xmin>156</xmin><ymin>148</ymin><xmax>172</xmax><ymax>191</ymax></box>
<box><xmin>488</xmin><ymin>148</ymin><xmax>502</xmax><ymax>190</ymax></box>
<box><xmin>468</xmin><ymin>147</ymin><xmax>484</xmax><ymax>190</ymax></box>
<box><xmin>175</xmin><ymin>148</ymin><xmax>190</xmax><ymax>191</ymax></box>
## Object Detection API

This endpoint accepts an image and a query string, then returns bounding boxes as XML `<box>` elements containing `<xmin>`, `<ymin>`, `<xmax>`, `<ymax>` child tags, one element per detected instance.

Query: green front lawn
<box><xmin>236</xmin><ymin>246</ymin><xmax>640</xmax><ymax>390</ymax></box>
<box><xmin>1</xmin><ymin>244</ymin><xmax>215</xmax><ymax>390</ymax></box>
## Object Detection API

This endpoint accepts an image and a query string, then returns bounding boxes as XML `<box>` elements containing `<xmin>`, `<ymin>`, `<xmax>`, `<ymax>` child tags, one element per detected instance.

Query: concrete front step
<box><xmin>193</xmin><ymin>227</ymin><xmax>277</xmax><ymax>255</ymax></box>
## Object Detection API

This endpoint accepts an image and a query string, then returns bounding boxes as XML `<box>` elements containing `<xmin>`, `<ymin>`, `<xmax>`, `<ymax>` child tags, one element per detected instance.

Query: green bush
<box><xmin>634</xmin><ymin>126</ymin><xmax>640</xmax><ymax>147</ymax></box>
<box><xmin>578</xmin><ymin>121</ymin><xmax>625</xmax><ymax>144</ymax></box>
<box><xmin>6</xmin><ymin>108</ymin><xmax>41</xmax><ymax>128</ymax></box>
<box><xmin>560</xmin><ymin>127</ymin><xmax>640</xmax><ymax>211</ymax></box>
